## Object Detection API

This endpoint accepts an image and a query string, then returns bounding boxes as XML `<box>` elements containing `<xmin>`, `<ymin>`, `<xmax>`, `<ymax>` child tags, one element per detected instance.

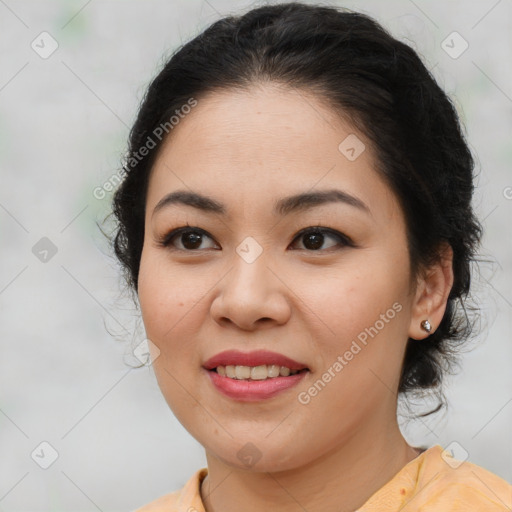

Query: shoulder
<box><xmin>133</xmin><ymin>467</ymin><xmax>208</xmax><ymax>512</ymax></box>
<box><xmin>360</xmin><ymin>445</ymin><xmax>512</xmax><ymax>511</ymax></box>
<box><xmin>414</xmin><ymin>445</ymin><xmax>512</xmax><ymax>510</ymax></box>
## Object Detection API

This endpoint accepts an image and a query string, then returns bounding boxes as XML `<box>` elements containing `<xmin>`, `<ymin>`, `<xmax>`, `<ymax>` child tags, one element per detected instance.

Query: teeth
<box><xmin>250</xmin><ymin>365</ymin><xmax>268</xmax><ymax>380</ymax></box>
<box><xmin>215</xmin><ymin>364</ymin><xmax>301</xmax><ymax>380</ymax></box>
<box><xmin>267</xmin><ymin>364</ymin><xmax>280</xmax><ymax>378</ymax></box>
<box><xmin>280</xmin><ymin>366</ymin><xmax>290</xmax><ymax>377</ymax></box>
<box><xmin>235</xmin><ymin>365</ymin><xmax>251</xmax><ymax>379</ymax></box>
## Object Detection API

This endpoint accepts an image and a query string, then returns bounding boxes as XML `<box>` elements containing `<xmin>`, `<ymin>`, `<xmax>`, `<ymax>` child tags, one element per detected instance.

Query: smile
<box><xmin>215</xmin><ymin>364</ymin><xmax>303</xmax><ymax>380</ymax></box>
<box><xmin>205</xmin><ymin>367</ymin><xmax>309</xmax><ymax>402</ymax></box>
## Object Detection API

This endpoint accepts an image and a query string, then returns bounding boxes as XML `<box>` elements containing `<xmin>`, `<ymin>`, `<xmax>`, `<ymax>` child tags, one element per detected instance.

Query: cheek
<box><xmin>300</xmin><ymin>254</ymin><xmax>411</xmax><ymax>390</ymax></box>
<box><xmin>137</xmin><ymin>252</ymin><xmax>209</xmax><ymax>418</ymax></box>
<box><xmin>137</xmin><ymin>251</ymin><xmax>206</xmax><ymax>341</ymax></box>
<box><xmin>302</xmin><ymin>261</ymin><xmax>404</xmax><ymax>339</ymax></box>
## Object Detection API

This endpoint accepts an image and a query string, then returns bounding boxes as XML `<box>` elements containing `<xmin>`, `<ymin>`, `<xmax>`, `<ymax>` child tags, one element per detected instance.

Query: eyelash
<box><xmin>156</xmin><ymin>224</ymin><xmax>355</xmax><ymax>252</ymax></box>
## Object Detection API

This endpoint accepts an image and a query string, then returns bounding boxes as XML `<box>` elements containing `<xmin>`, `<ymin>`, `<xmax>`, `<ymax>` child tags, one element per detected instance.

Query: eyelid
<box><xmin>157</xmin><ymin>225</ymin><xmax>355</xmax><ymax>251</ymax></box>
<box><xmin>291</xmin><ymin>226</ymin><xmax>355</xmax><ymax>249</ymax></box>
<box><xmin>157</xmin><ymin>225</ymin><xmax>218</xmax><ymax>249</ymax></box>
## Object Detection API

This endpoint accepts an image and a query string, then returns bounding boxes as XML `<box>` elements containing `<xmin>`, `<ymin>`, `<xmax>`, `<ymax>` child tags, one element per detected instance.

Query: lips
<box><xmin>202</xmin><ymin>349</ymin><xmax>309</xmax><ymax>371</ymax></box>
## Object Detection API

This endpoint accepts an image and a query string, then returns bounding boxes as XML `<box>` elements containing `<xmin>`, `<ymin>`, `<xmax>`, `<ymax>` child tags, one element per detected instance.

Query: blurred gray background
<box><xmin>0</xmin><ymin>0</ymin><xmax>511</xmax><ymax>510</ymax></box>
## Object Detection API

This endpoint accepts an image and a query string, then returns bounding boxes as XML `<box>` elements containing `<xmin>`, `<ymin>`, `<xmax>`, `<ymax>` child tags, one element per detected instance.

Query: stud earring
<box><xmin>420</xmin><ymin>319</ymin><xmax>432</xmax><ymax>334</ymax></box>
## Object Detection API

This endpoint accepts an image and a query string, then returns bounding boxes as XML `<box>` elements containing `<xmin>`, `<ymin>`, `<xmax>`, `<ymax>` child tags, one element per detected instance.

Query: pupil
<box><xmin>180</xmin><ymin>231</ymin><xmax>325</xmax><ymax>250</ymax></box>
<box><xmin>304</xmin><ymin>232</ymin><xmax>323</xmax><ymax>250</ymax></box>
<box><xmin>183</xmin><ymin>232</ymin><xmax>202</xmax><ymax>249</ymax></box>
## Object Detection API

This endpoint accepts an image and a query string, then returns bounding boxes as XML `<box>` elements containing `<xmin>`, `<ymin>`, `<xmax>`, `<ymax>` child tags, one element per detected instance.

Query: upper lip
<box><xmin>203</xmin><ymin>350</ymin><xmax>309</xmax><ymax>371</ymax></box>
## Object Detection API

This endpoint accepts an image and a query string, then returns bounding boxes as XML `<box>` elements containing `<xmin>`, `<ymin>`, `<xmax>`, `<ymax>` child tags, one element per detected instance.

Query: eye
<box><xmin>157</xmin><ymin>225</ymin><xmax>354</xmax><ymax>252</ymax></box>
<box><xmin>289</xmin><ymin>227</ymin><xmax>354</xmax><ymax>251</ymax></box>
<box><xmin>157</xmin><ymin>226</ymin><xmax>219</xmax><ymax>251</ymax></box>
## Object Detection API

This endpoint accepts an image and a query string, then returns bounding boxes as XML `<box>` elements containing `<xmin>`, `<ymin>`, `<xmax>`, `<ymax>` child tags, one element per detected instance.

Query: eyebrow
<box><xmin>152</xmin><ymin>188</ymin><xmax>370</xmax><ymax>218</ymax></box>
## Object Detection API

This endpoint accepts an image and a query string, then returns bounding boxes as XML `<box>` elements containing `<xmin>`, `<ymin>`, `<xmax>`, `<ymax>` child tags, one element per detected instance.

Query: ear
<box><xmin>408</xmin><ymin>242</ymin><xmax>454</xmax><ymax>340</ymax></box>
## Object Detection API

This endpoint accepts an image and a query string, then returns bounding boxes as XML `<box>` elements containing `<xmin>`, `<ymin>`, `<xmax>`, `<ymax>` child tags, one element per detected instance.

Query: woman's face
<box><xmin>138</xmin><ymin>85</ymin><xmax>419</xmax><ymax>471</ymax></box>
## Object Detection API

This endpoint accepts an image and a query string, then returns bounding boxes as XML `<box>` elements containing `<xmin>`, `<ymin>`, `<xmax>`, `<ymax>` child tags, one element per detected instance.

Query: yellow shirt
<box><xmin>135</xmin><ymin>445</ymin><xmax>512</xmax><ymax>511</ymax></box>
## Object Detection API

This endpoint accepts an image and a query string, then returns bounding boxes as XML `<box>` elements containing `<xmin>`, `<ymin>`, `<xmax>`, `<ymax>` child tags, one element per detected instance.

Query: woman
<box><xmin>109</xmin><ymin>3</ymin><xmax>512</xmax><ymax>511</ymax></box>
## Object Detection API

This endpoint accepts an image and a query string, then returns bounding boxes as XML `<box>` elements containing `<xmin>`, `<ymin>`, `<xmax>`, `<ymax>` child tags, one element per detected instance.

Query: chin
<box><xmin>205</xmin><ymin>437</ymin><xmax>312</xmax><ymax>473</ymax></box>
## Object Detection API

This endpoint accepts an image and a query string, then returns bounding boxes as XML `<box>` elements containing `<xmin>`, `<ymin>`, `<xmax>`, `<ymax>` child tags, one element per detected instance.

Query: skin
<box><xmin>138</xmin><ymin>84</ymin><xmax>454</xmax><ymax>512</ymax></box>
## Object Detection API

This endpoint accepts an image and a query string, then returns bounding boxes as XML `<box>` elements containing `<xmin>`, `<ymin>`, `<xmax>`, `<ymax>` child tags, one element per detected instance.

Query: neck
<box><xmin>200</xmin><ymin>420</ymin><xmax>420</xmax><ymax>512</ymax></box>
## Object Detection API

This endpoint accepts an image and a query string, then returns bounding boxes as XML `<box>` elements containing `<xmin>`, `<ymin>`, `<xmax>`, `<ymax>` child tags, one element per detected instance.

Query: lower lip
<box><xmin>205</xmin><ymin>368</ymin><xmax>308</xmax><ymax>402</ymax></box>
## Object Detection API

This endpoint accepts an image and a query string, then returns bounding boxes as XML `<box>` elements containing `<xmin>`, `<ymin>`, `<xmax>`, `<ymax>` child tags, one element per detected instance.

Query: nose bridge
<box><xmin>211</xmin><ymin>238</ymin><xmax>291</xmax><ymax>328</ymax></box>
<box><xmin>228</xmin><ymin>238</ymin><xmax>275</xmax><ymax>302</ymax></box>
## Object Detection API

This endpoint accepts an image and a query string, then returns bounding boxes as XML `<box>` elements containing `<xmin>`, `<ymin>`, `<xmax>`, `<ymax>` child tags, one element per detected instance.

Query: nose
<box><xmin>210</xmin><ymin>252</ymin><xmax>291</xmax><ymax>331</ymax></box>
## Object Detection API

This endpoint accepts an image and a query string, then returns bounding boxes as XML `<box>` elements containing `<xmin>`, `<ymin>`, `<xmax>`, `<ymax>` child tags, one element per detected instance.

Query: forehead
<box><xmin>146</xmin><ymin>85</ymin><xmax>400</xmax><ymax>223</ymax></box>
<box><xmin>159</xmin><ymin>85</ymin><xmax>352</xmax><ymax>166</ymax></box>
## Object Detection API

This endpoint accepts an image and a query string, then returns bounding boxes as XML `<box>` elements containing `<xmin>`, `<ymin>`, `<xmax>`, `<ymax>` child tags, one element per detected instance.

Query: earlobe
<box><xmin>408</xmin><ymin>243</ymin><xmax>454</xmax><ymax>340</ymax></box>
<box><xmin>420</xmin><ymin>319</ymin><xmax>432</xmax><ymax>333</ymax></box>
